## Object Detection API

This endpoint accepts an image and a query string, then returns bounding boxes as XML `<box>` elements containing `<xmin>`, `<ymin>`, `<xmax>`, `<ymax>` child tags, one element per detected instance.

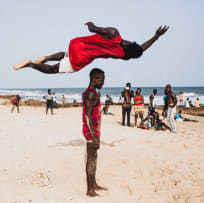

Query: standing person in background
<box><xmin>121</xmin><ymin>83</ymin><xmax>134</xmax><ymax>126</ymax></box>
<box><xmin>178</xmin><ymin>92</ymin><xmax>183</xmax><ymax>106</ymax></box>
<box><xmin>162</xmin><ymin>90</ymin><xmax>168</xmax><ymax>119</ymax></box>
<box><xmin>11</xmin><ymin>95</ymin><xmax>21</xmax><ymax>113</ymax></box>
<box><xmin>184</xmin><ymin>98</ymin><xmax>190</xmax><ymax>108</ymax></box>
<box><xmin>62</xmin><ymin>95</ymin><xmax>65</xmax><ymax>107</ymax></box>
<box><xmin>52</xmin><ymin>92</ymin><xmax>58</xmax><ymax>108</ymax></box>
<box><xmin>165</xmin><ymin>84</ymin><xmax>177</xmax><ymax>133</ymax></box>
<box><xmin>43</xmin><ymin>89</ymin><xmax>53</xmax><ymax>115</ymax></box>
<box><xmin>149</xmin><ymin>89</ymin><xmax>158</xmax><ymax>114</ymax></box>
<box><xmin>195</xmin><ymin>98</ymin><xmax>200</xmax><ymax>108</ymax></box>
<box><xmin>134</xmin><ymin>88</ymin><xmax>144</xmax><ymax>127</ymax></box>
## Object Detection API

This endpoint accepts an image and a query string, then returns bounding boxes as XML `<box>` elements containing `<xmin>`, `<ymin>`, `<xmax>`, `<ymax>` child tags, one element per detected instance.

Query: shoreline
<box><xmin>1</xmin><ymin>95</ymin><xmax>204</xmax><ymax>116</ymax></box>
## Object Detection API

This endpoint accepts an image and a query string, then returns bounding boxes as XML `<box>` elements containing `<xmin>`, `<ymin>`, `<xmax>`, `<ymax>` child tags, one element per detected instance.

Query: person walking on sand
<box><xmin>13</xmin><ymin>22</ymin><xmax>169</xmax><ymax>74</ymax></box>
<box><xmin>165</xmin><ymin>84</ymin><xmax>177</xmax><ymax>133</ymax></box>
<box><xmin>43</xmin><ymin>89</ymin><xmax>54</xmax><ymax>115</ymax></box>
<box><xmin>82</xmin><ymin>68</ymin><xmax>107</xmax><ymax>197</ymax></box>
<box><xmin>11</xmin><ymin>95</ymin><xmax>21</xmax><ymax>113</ymax></box>
<box><xmin>121</xmin><ymin>83</ymin><xmax>134</xmax><ymax>126</ymax></box>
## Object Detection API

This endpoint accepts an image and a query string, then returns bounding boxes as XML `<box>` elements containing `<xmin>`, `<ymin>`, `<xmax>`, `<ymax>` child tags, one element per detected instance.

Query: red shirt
<box><xmin>82</xmin><ymin>88</ymin><xmax>101</xmax><ymax>141</ymax></box>
<box><xmin>11</xmin><ymin>97</ymin><xmax>18</xmax><ymax>104</ymax></box>
<box><xmin>69</xmin><ymin>34</ymin><xmax>125</xmax><ymax>70</ymax></box>
<box><xmin>135</xmin><ymin>96</ymin><xmax>143</xmax><ymax>106</ymax></box>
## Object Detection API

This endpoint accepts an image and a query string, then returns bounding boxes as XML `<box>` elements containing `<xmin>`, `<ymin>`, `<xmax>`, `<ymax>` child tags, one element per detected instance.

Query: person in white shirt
<box><xmin>184</xmin><ymin>98</ymin><xmax>190</xmax><ymax>108</ymax></box>
<box><xmin>43</xmin><ymin>89</ymin><xmax>53</xmax><ymax>115</ymax></box>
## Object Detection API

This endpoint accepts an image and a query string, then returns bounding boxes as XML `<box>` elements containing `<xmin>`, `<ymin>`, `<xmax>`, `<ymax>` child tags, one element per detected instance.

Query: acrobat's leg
<box><xmin>34</xmin><ymin>52</ymin><xmax>65</xmax><ymax>64</ymax></box>
<box><xmin>13</xmin><ymin>52</ymin><xmax>65</xmax><ymax>70</ymax></box>
<box><xmin>28</xmin><ymin>62</ymin><xmax>60</xmax><ymax>74</ymax></box>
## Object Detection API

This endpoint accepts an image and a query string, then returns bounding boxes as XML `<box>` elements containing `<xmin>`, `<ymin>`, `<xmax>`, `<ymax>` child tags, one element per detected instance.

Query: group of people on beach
<box><xmin>120</xmin><ymin>83</ymin><xmax>199</xmax><ymax>132</ymax></box>
<box><xmin>178</xmin><ymin>92</ymin><xmax>201</xmax><ymax>108</ymax></box>
<box><xmin>120</xmin><ymin>83</ymin><xmax>177</xmax><ymax>132</ymax></box>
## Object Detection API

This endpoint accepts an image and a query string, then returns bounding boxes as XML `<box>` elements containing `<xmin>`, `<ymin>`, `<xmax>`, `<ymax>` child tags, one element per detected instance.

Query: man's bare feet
<box><xmin>13</xmin><ymin>59</ymin><xmax>31</xmax><ymax>70</ymax></box>
<box><xmin>34</xmin><ymin>56</ymin><xmax>47</xmax><ymax>64</ymax></box>
<box><xmin>86</xmin><ymin>190</ymin><xmax>100</xmax><ymax>197</ymax></box>
<box><xmin>94</xmin><ymin>184</ymin><xmax>108</xmax><ymax>191</ymax></box>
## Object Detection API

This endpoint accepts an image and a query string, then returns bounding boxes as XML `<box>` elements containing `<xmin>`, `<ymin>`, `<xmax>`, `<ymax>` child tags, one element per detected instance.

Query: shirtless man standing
<box><xmin>165</xmin><ymin>84</ymin><xmax>177</xmax><ymax>133</ymax></box>
<box><xmin>82</xmin><ymin>68</ymin><xmax>107</xmax><ymax>196</ymax></box>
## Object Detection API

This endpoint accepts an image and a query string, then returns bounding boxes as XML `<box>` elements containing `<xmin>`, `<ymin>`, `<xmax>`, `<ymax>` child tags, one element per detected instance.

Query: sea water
<box><xmin>0</xmin><ymin>87</ymin><xmax>204</xmax><ymax>105</ymax></box>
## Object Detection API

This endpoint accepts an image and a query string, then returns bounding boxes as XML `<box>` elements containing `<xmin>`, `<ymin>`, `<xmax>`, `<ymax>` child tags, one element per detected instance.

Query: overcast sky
<box><xmin>0</xmin><ymin>0</ymin><xmax>203</xmax><ymax>88</ymax></box>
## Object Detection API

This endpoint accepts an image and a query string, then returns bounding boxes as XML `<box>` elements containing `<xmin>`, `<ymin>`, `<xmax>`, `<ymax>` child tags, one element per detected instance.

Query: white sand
<box><xmin>0</xmin><ymin>105</ymin><xmax>204</xmax><ymax>203</ymax></box>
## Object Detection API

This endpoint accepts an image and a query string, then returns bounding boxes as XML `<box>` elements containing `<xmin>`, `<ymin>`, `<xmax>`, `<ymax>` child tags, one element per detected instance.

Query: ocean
<box><xmin>0</xmin><ymin>87</ymin><xmax>204</xmax><ymax>105</ymax></box>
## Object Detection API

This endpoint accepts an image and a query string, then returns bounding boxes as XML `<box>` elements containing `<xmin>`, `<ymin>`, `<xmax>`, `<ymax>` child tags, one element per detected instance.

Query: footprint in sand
<box><xmin>19</xmin><ymin>170</ymin><xmax>51</xmax><ymax>187</ymax></box>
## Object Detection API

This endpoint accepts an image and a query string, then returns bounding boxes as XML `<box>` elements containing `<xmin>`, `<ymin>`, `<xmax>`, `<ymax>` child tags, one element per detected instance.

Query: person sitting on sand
<box><xmin>82</xmin><ymin>68</ymin><xmax>107</xmax><ymax>196</ymax></box>
<box><xmin>143</xmin><ymin>110</ymin><xmax>171</xmax><ymax>131</ymax></box>
<box><xmin>102</xmin><ymin>95</ymin><xmax>113</xmax><ymax>114</ymax></box>
<box><xmin>189</xmin><ymin>99</ymin><xmax>193</xmax><ymax>107</ymax></box>
<box><xmin>143</xmin><ymin>106</ymin><xmax>156</xmax><ymax>128</ymax></box>
<box><xmin>11</xmin><ymin>95</ymin><xmax>21</xmax><ymax>113</ymax></box>
<box><xmin>105</xmin><ymin>95</ymin><xmax>113</xmax><ymax>104</ymax></box>
<box><xmin>175</xmin><ymin>110</ymin><xmax>198</xmax><ymax>122</ymax></box>
<box><xmin>154</xmin><ymin>112</ymin><xmax>171</xmax><ymax>131</ymax></box>
<box><xmin>13</xmin><ymin>22</ymin><xmax>169</xmax><ymax>74</ymax></box>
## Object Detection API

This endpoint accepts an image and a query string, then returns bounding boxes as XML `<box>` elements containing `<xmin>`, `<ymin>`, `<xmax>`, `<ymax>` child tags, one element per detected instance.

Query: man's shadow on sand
<box><xmin>48</xmin><ymin>139</ymin><xmax>124</xmax><ymax>148</ymax></box>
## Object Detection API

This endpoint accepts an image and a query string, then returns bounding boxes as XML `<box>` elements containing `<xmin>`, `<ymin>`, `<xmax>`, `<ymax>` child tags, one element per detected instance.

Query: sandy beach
<box><xmin>0</xmin><ymin>104</ymin><xmax>204</xmax><ymax>203</ymax></box>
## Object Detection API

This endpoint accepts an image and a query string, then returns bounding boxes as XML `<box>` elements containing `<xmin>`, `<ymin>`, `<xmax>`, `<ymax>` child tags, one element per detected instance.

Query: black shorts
<box><xmin>46</xmin><ymin>100</ymin><xmax>53</xmax><ymax>108</ymax></box>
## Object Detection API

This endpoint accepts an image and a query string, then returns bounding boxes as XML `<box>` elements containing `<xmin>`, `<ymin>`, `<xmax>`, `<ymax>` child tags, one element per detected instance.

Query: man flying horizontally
<box><xmin>13</xmin><ymin>22</ymin><xmax>169</xmax><ymax>74</ymax></box>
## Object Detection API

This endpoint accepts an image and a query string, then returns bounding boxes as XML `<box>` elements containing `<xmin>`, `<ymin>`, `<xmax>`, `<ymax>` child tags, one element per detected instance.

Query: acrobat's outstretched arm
<box><xmin>141</xmin><ymin>25</ymin><xmax>169</xmax><ymax>52</ymax></box>
<box><xmin>85</xmin><ymin>22</ymin><xmax>119</xmax><ymax>39</ymax></box>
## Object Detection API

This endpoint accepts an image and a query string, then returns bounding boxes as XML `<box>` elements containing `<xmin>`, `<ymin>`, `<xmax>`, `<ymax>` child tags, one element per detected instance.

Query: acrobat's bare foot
<box><xmin>95</xmin><ymin>184</ymin><xmax>108</xmax><ymax>191</ymax></box>
<box><xmin>13</xmin><ymin>59</ymin><xmax>31</xmax><ymax>70</ymax></box>
<box><xmin>86</xmin><ymin>190</ymin><xmax>100</xmax><ymax>197</ymax></box>
<box><xmin>34</xmin><ymin>56</ymin><xmax>47</xmax><ymax>64</ymax></box>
